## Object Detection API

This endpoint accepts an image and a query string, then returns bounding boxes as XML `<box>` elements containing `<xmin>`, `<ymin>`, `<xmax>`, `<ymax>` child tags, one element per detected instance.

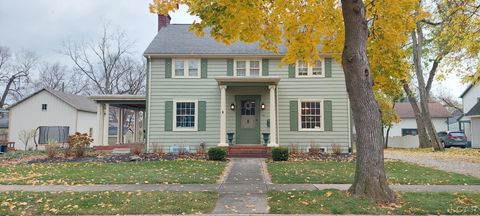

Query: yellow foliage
<box><xmin>150</xmin><ymin>0</ymin><xmax>422</xmax><ymax>125</ymax></box>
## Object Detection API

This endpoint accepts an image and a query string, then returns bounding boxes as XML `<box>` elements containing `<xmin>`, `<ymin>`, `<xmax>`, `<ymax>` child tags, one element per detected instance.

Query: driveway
<box><xmin>385</xmin><ymin>150</ymin><xmax>480</xmax><ymax>178</ymax></box>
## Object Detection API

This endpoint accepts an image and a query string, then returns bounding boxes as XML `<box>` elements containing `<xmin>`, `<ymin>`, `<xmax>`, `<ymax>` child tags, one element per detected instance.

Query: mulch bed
<box><xmin>287</xmin><ymin>152</ymin><xmax>355</xmax><ymax>162</ymax></box>
<box><xmin>2</xmin><ymin>152</ymin><xmax>209</xmax><ymax>165</ymax></box>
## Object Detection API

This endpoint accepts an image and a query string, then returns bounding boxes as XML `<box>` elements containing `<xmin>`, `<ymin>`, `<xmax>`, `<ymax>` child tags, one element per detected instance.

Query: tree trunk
<box><xmin>411</xmin><ymin>24</ymin><xmax>443</xmax><ymax>151</ymax></box>
<box><xmin>385</xmin><ymin>126</ymin><xmax>391</xmax><ymax>148</ymax></box>
<box><xmin>0</xmin><ymin>77</ymin><xmax>15</xmax><ymax>108</ymax></box>
<box><xmin>403</xmin><ymin>83</ymin><xmax>430</xmax><ymax>148</ymax></box>
<box><xmin>341</xmin><ymin>0</ymin><xmax>396</xmax><ymax>203</ymax></box>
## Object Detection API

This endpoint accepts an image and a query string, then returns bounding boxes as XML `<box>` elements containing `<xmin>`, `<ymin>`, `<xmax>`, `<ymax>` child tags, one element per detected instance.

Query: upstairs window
<box><xmin>235</xmin><ymin>60</ymin><xmax>262</xmax><ymax>77</ymax></box>
<box><xmin>173</xmin><ymin>59</ymin><xmax>200</xmax><ymax>78</ymax></box>
<box><xmin>41</xmin><ymin>104</ymin><xmax>47</xmax><ymax>111</ymax></box>
<box><xmin>296</xmin><ymin>59</ymin><xmax>324</xmax><ymax>77</ymax></box>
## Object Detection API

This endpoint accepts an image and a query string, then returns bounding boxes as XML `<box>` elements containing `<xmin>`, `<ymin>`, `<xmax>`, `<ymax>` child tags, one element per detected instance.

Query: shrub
<box><xmin>45</xmin><ymin>140</ymin><xmax>59</xmax><ymax>158</ymax></box>
<box><xmin>130</xmin><ymin>143</ymin><xmax>144</xmax><ymax>156</ymax></box>
<box><xmin>208</xmin><ymin>147</ymin><xmax>227</xmax><ymax>161</ymax></box>
<box><xmin>331</xmin><ymin>143</ymin><xmax>342</xmax><ymax>155</ymax></box>
<box><xmin>151</xmin><ymin>143</ymin><xmax>164</xmax><ymax>155</ymax></box>
<box><xmin>309</xmin><ymin>142</ymin><xmax>323</xmax><ymax>156</ymax></box>
<box><xmin>67</xmin><ymin>132</ymin><xmax>93</xmax><ymax>158</ymax></box>
<box><xmin>272</xmin><ymin>147</ymin><xmax>289</xmax><ymax>161</ymax></box>
<box><xmin>288</xmin><ymin>143</ymin><xmax>299</xmax><ymax>154</ymax></box>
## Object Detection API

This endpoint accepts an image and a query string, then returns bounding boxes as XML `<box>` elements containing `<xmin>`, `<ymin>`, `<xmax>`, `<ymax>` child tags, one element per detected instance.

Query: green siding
<box><xmin>165</xmin><ymin>58</ymin><xmax>172</xmax><ymax>78</ymax></box>
<box><xmin>198</xmin><ymin>101</ymin><xmax>206</xmax><ymax>131</ymax></box>
<box><xmin>227</xmin><ymin>59</ymin><xmax>234</xmax><ymax>76</ymax></box>
<box><xmin>324</xmin><ymin>100</ymin><xmax>333</xmax><ymax>131</ymax></box>
<box><xmin>147</xmin><ymin>57</ymin><xmax>350</xmax><ymax>153</ymax></box>
<box><xmin>201</xmin><ymin>59</ymin><xmax>208</xmax><ymax>78</ymax></box>
<box><xmin>325</xmin><ymin>58</ymin><xmax>332</xmax><ymax>78</ymax></box>
<box><xmin>290</xmin><ymin>100</ymin><xmax>298</xmax><ymax>131</ymax></box>
<box><xmin>288</xmin><ymin>64</ymin><xmax>295</xmax><ymax>78</ymax></box>
<box><xmin>262</xmin><ymin>59</ymin><xmax>269</xmax><ymax>76</ymax></box>
<box><xmin>164</xmin><ymin>101</ymin><xmax>173</xmax><ymax>131</ymax></box>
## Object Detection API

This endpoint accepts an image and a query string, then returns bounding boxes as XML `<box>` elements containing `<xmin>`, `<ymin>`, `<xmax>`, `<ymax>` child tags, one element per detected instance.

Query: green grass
<box><xmin>268</xmin><ymin>190</ymin><xmax>480</xmax><ymax>215</ymax></box>
<box><xmin>0</xmin><ymin>191</ymin><xmax>218</xmax><ymax>215</ymax></box>
<box><xmin>267</xmin><ymin>161</ymin><xmax>480</xmax><ymax>185</ymax></box>
<box><xmin>0</xmin><ymin>160</ymin><xmax>226</xmax><ymax>185</ymax></box>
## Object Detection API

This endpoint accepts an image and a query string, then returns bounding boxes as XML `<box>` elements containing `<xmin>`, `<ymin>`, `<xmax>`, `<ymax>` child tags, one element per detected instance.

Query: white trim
<box><xmin>295</xmin><ymin>59</ymin><xmax>325</xmax><ymax>78</ymax></box>
<box><xmin>172</xmin><ymin>58</ymin><xmax>201</xmax><ymax>78</ymax></box>
<box><xmin>146</xmin><ymin>56</ymin><xmax>152</xmax><ymax>147</ymax></box>
<box><xmin>233</xmin><ymin>59</ymin><xmax>263</xmax><ymax>77</ymax></box>
<box><xmin>173</xmin><ymin>100</ymin><xmax>199</xmax><ymax>132</ymax></box>
<box><xmin>298</xmin><ymin>99</ymin><xmax>325</xmax><ymax>132</ymax></box>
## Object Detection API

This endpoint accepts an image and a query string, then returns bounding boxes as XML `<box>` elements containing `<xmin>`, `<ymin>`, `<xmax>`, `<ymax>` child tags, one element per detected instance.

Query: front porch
<box><xmin>216</xmin><ymin>77</ymin><xmax>280</xmax><ymax>147</ymax></box>
<box><xmin>90</xmin><ymin>95</ymin><xmax>146</xmax><ymax>146</ymax></box>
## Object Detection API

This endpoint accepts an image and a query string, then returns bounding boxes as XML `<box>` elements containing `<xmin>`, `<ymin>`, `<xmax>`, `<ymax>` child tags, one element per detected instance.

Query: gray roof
<box><xmin>8</xmin><ymin>88</ymin><xmax>97</xmax><ymax>113</ymax></box>
<box><xmin>144</xmin><ymin>24</ymin><xmax>290</xmax><ymax>55</ymax></box>
<box><xmin>465</xmin><ymin>101</ymin><xmax>480</xmax><ymax>116</ymax></box>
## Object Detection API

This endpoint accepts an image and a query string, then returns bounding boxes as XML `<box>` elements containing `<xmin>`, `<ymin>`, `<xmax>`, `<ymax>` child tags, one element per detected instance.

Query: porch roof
<box><xmin>215</xmin><ymin>76</ymin><xmax>281</xmax><ymax>87</ymax></box>
<box><xmin>89</xmin><ymin>95</ymin><xmax>146</xmax><ymax>110</ymax></box>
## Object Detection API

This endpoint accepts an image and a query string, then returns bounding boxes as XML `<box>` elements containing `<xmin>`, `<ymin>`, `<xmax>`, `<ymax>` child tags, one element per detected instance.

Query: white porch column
<box><xmin>219</xmin><ymin>85</ymin><xmax>228</xmax><ymax>146</ymax></box>
<box><xmin>269</xmin><ymin>85</ymin><xmax>278</xmax><ymax>147</ymax></box>
<box><xmin>103</xmin><ymin>104</ymin><xmax>110</xmax><ymax>146</ymax></box>
<box><xmin>96</xmin><ymin>104</ymin><xmax>104</xmax><ymax>146</ymax></box>
<box><xmin>117</xmin><ymin>108</ymin><xmax>124</xmax><ymax>144</ymax></box>
<box><xmin>134</xmin><ymin>111</ymin><xmax>140</xmax><ymax>142</ymax></box>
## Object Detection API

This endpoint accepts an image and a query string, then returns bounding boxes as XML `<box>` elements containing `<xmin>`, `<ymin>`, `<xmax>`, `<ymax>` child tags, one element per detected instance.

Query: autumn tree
<box><xmin>150</xmin><ymin>0</ymin><xmax>418</xmax><ymax>202</ymax></box>
<box><xmin>0</xmin><ymin>47</ymin><xmax>37</xmax><ymax>107</ymax></box>
<box><xmin>62</xmin><ymin>25</ymin><xmax>145</xmax><ymax>95</ymax></box>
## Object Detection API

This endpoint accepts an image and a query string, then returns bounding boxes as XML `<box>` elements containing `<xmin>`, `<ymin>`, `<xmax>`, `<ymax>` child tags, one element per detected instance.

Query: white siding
<box><xmin>387</xmin><ymin>118</ymin><xmax>449</xmax><ymax>137</ymax></box>
<box><xmin>471</xmin><ymin>117</ymin><xmax>480</xmax><ymax>148</ymax></box>
<box><xmin>463</xmin><ymin>85</ymin><xmax>480</xmax><ymax>113</ymax></box>
<box><xmin>9</xmin><ymin>91</ymin><xmax>97</xmax><ymax>150</ymax></box>
<box><xmin>76</xmin><ymin>111</ymin><xmax>97</xmax><ymax>145</ymax></box>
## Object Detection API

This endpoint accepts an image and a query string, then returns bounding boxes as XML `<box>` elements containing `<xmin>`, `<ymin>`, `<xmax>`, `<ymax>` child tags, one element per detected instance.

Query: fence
<box><xmin>387</xmin><ymin>135</ymin><xmax>420</xmax><ymax>148</ymax></box>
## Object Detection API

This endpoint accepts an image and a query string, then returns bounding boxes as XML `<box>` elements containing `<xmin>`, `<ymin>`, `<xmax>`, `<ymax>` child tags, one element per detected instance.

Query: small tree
<box><xmin>66</xmin><ymin>132</ymin><xmax>93</xmax><ymax>157</ymax></box>
<box><xmin>18</xmin><ymin>129</ymin><xmax>36</xmax><ymax>151</ymax></box>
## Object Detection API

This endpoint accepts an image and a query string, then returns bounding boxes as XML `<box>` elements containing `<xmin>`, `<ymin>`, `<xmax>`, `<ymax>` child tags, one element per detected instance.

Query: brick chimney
<box><xmin>158</xmin><ymin>15</ymin><xmax>171</xmax><ymax>31</ymax></box>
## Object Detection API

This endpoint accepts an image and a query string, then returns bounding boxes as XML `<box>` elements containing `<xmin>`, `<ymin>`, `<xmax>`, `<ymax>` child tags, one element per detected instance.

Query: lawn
<box><xmin>267</xmin><ymin>160</ymin><xmax>480</xmax><ymax>185</ymax></box>
<box><xmin>0</xmin><ymin>160</ymin><xmax>226</xmax><ymax>185</ymax></box>
<box><xmin>268</xmin><ymin>190</ymin><xmax>480</xmax><ymax>215</ymax></box>
<box><xmin>0</xmin><ymin>191</ymin><xmax>217</xmax><ymax>215</ymax></box>
<box><xmin>385</xmin><ymin>148</ymin><xmax>480</xmax><ymax>163</ymax></box>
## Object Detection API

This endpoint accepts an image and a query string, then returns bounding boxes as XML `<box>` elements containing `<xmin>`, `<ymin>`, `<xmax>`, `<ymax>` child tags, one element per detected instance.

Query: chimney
<box><xmin>158</xmin><ymin>15</ymin><xmax>171</xmax><ymax>31</ymax></box>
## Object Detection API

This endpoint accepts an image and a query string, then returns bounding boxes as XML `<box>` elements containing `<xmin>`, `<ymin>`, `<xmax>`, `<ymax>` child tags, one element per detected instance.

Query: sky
<box><xmin>0</xmin><ymin>0</ymin><xmax>467</xmax><ymax>99</ymax></box>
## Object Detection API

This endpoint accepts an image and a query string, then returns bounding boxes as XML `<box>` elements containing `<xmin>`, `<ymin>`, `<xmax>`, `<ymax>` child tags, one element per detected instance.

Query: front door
<box><xmin>235</xmin><ymin>95</ymin><xmax>261</xmax><ymax>144</ymax></box>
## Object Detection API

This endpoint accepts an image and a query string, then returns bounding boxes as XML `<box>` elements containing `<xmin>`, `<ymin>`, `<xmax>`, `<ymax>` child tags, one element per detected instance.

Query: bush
<box><xmin>272</xmin><ymin>147</ymin><xmax>289</xmax><ymax>161</ymax></box>
<box><xmin>67</xmin><ymin>132</ymin><xmax>93</xmax><ymax>158</ymax></box>
<box><xmin>208</xmin><ymin>147</ymin><xmax>227</xmax><ymax>161</ymax></box>
<box><xmin>45</xmin><ymin>140</ymin><xmax>59</xmax><ymax>158</ymax></box>
<box><xmin>130</xmin><ymin>143</ymin><xmax>144</xmax><ymax>156</ymax></box>
<box><xmin>331</xmin><ymin>143</ymin><xmax>342</xmax><ymax>155</ymax></box>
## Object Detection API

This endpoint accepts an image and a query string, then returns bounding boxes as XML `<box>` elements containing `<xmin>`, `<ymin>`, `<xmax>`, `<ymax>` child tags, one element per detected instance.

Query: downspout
<box><xmin>145</xmin><ymin>55</ymin><xmax>152</xmax><ymax>153</ymax></box>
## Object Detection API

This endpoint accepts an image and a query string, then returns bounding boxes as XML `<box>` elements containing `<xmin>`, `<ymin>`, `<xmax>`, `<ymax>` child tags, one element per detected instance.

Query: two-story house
<box><xmin>460</xmin><ymin>84</ymin><xmax>480</xmax><ymax>148</ymax></box>
<box><xmin>142</xmin><ymin>16</ymin><xmax>352</xmax><ymax>153</ymax></box>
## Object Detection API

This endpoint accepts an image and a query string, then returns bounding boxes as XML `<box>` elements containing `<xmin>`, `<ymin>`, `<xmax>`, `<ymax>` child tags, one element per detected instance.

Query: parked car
<box><xmin>437</xmin><ymin>131</ymin><xmax>468</xmax><ymax>148</ymax></box>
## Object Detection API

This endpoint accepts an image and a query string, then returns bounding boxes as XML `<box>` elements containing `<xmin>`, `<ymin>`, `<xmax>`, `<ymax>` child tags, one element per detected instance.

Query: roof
<box><xmin>465</xmin><ymin>101</ymin><xmax>480</xmax><ymax>116</ymax></box>
<box><xmin>144</xmin><ymin>24</ymin><xmax>293</xmax><ymax>55</ymax></box>
<box><xmin>8</xmin><ymin>88</ymin><xmax>97</xmax><ymax>113</ymax></box>
<box><xmin>394</xmin><ymin>102</ymin><xmax>452</xmax><ymax>118</ymax></box>
<box><xmin>459</xmin><ymin>85</ymin><xmax>473</xmax><ymax>98</ymax></box>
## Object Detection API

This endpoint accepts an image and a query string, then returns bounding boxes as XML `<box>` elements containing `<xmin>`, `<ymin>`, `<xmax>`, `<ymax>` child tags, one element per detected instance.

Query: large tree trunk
<box><xmin>411</xmin><ymin>24</ymin><xmax>443</xmax><ymax>151</ymax></box>
<box><xmin>341</xmin><ymin>0</ymin><xmax>396</xmax><ymax>203</ymax></box>
<box><xmin>403</xmin><ymin>83</ymin><xmax>430</xmax><ymax>148</ymax></box>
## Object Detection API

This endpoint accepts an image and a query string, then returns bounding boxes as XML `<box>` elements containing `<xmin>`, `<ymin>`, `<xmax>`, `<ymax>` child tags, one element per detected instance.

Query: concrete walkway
<box><xmin>212</xmin><ymin>158</ymin><xmax>269</xmax><ymax>214</ymax></box>
<box><xmin>1</xmin><ymin>183</ymin><xmax>480</xmax><ymax>193</ymax></box>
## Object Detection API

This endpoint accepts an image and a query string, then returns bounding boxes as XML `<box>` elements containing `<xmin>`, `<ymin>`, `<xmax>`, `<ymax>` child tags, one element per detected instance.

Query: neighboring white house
<box><xmin>8</xmin><ymin>88</ymin><xmax>98</xmax><ymax>150</ymax></box>
<box><xmin>460</xmin><ymin>84</ymin><xmax>480</xmax><ymax>148</ymax></box>
<box><xmin>387</xmin><ymin>102</ymin><xmax>451</xmax><ymax>137</ymax></box>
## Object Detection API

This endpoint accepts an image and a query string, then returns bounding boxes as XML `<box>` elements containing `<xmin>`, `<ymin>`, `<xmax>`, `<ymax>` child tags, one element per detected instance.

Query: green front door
<box><xmin>235</xmin><ymin>95</ymin><xmax>261</xmax><ymax>144</ymax></box>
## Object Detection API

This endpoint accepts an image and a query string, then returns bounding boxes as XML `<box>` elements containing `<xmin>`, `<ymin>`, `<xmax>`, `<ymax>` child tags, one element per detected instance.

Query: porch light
<box><xmin>261</xmin><ymin>103</ymin><xmax>266</xmax><ymax>110</ymax></box>
<box><xmin>230</xmin><ymin>103</ymin><xmax>235</xmax><ymax>110</ymax></box>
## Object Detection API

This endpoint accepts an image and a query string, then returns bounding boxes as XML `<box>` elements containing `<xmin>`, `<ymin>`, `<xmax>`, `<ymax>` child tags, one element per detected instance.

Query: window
<box><xmin>296</xmin><ymin>59</ymin><xmax>324</xmax><ymax>77</ymax></box>
<box><xmin>401</xmin><ymin>128</ymin><xmax>418</xmax><ymax>136</ymax></box>
<box><xmin>41</xmin><ymin>104</ymin><xmax>47</xmax><ymax>111</ymax></box>
<box><xmin>299</xmin><ymin>100</ymin><xmax>324</xmax><ymax>131</ymax></box>
<box><xmin>173</xmin><ymin>59</ymin><xmax>200</xmax><ymax>78</ymax></box>
<box><xmin>234</xmin><ymin>60</ymin><xmax>262</xmax><ymax>77</ymax></box>
<box><xmin>174</xmin><ymin>101</ymin><xmax>197</xmax><ymax>131</ymax></box>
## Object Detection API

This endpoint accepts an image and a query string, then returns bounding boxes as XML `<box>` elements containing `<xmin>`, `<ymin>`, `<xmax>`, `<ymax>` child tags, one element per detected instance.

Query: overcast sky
<box><xmin>0</xmin><ymin>0</ymin><xmax>466</xmax><ymax>98</ymax></box>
